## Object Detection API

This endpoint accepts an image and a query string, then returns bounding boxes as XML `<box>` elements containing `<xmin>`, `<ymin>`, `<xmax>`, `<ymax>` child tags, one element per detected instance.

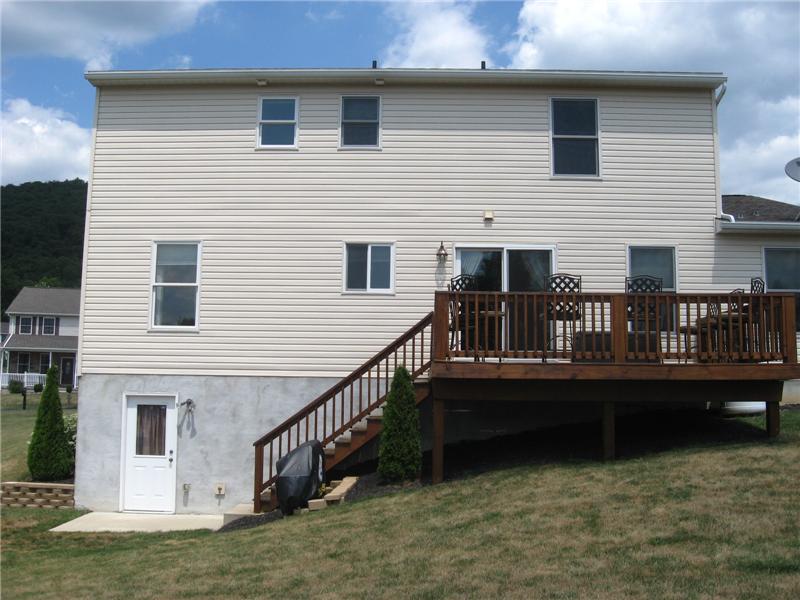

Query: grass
<box><xmin>1</xmin><ymin>410</ymin><xmax>799</xmax><ymax>599</ymax></box>
<box><xmin>1</xmin><ymin>392</ymin><xmax>78</xmax><ymax>482</ymax></box>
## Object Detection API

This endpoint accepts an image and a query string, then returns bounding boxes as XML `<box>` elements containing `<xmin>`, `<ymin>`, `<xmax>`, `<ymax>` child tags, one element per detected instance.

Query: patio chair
<box><xmin>750</xmin><ymin>277</ymin><xmax>765</xmax><ymax>294</ymax></box>
<box><xmin>625</xmin><ymin>275</ymin><xmax>664</xmax><ymax>361</ymax></box>
<box><xmin>544</xmin><ymin>273</ymin><xmax>582</xmax><ymax>355</ymax></box>
<box><xmin>680</xmin><ymin>289</ymin><xmax>742</xmax><ymax>362</ymax></box>
<box><xmin>448</xmin><ymin>274</ymin><xmax>478</xmax><ymax>353</ymax></box>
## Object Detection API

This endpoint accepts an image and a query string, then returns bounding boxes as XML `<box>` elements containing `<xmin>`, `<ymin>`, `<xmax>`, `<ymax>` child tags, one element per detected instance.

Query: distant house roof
<box><xmin>722</xmin><ymin>195</ymin><xmax>800</xmax><ymax>222</ymax></box>
<box><xmin>6</xmin><ymin>287</ymin><xmax>81</xmax><ymax>316</ymax></box>
<box><xmin>2</xmin><ymin>334</ymin><xmax>78</xmax><ymax>352</ymax></box>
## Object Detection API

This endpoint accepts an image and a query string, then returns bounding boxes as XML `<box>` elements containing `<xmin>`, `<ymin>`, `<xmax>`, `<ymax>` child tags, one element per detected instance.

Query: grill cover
<box><xmin>275</xmin><ymin>440</ymin><xmax>325</xmax><ymax>515</ymax></box>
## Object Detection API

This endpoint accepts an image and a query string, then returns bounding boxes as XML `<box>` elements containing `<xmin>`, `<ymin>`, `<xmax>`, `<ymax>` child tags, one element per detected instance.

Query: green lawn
<box><xmin>1</xmin><ymin>392</ymin><xmax>78</xmax><ymax>482</ymax></box>
<box><xmin>1</xmin><ymin>410</ymin><xmax>799</xmax><ymax>599</ymax></box>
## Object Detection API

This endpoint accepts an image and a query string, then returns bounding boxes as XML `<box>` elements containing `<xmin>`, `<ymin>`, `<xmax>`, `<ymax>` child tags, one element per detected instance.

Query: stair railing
<box><xmin>253</xmin><ymin>312</ymin><xmax>433</xmax><ymax>511</ymax></box>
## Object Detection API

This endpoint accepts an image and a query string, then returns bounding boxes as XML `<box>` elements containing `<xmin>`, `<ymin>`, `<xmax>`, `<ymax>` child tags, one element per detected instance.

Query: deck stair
<box><xmin>253</xmin><ymin>313</ymin><xmax>433</xmax><ymax>512</ymax></box>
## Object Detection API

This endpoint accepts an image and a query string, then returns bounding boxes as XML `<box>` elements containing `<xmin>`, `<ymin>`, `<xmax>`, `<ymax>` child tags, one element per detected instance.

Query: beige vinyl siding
<box><xmin>80</xmin><ymin>83</ymin><xmax>763</xmax><ymax>377</ymax></box>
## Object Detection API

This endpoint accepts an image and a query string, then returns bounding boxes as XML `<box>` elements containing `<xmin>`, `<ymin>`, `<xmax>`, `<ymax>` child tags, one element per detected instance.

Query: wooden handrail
<box><xmin>436</xmin><ymin>291</ymin><xmax>797</xmax><ymax>365</ymax></box>
<box><xmin>253</xmin><ymin>311</ymin><xmax>433</xmax><ymax>511</ymax></box>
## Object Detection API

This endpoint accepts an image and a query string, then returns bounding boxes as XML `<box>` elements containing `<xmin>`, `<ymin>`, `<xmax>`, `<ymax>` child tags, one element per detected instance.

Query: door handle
<box><xmin>168</xmin><ymin>449</ymin><xmax>174</xmax><ymax>464</ymax></box>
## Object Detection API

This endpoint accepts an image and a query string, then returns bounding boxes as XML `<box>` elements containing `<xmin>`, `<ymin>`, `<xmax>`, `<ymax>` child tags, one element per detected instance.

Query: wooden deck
<box><xmin>429</xmin><ymin>290</ymin><xmax>799</xmax><ymax>482</ymax></box>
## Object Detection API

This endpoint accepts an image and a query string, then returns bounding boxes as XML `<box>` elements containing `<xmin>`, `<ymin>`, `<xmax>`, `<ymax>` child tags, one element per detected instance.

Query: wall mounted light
<box><xmin>483</xmin><ymin>209</ymin><xmax>495</xmax><ymax>222</ymax></box>
<box><xmin>256</xmin><ymin>79</ymin><xmax>268</xmax><ymax>87</ymax></box>
<box><xmin>436</xmin><ymin>241</ymin><xmax>448</xmax><ymax>263</ymax></box>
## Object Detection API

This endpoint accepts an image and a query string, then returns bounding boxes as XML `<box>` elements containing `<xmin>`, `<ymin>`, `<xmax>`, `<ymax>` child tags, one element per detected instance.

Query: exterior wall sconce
<box><xmin>436</xmin><ymin>241</ymin><xmax>448</xmax><ymax>263</ymax></box>
<box><xmin>483</xmin><ymin>209</ymin><xmax>495</xmax><ymax>222</ymax></box>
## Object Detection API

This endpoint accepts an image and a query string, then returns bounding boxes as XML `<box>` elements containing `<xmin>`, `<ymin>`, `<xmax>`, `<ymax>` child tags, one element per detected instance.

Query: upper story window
<box><xmin>258</xmin><ymin>97</ymin><xmax>298</xmax><ymax>147</ymax></box>
<box><xmin>152</xmin><ymin>243</ymin><xmax>200</xmax><ymax>329</ymax></box>
<box><xmin>19</xmin><ymin>316</ymin><xmax>32</xmax><ymax>335</ymax></box>
<box><xmin>345</xmin><ymin>243</ymin><xmax>393</xmax><ymax>293</ymax></box>
<box><xmin>629</xmin><ymin>246</ymin><xmax>676</xmax><ymax>291</ymax></box>
<box><xmin>341</xmin><ymin>96</ymin><xmax>380</xmax><ymax>148</ymax></box>
<box><xmin>42</xmin><ymin>317</ymin><xmax>56</xmax><ymax>335</ymax></box>
<box><xmin>551</xmin><ymin>98</ymin><xmax>599</xmax><ymax>176</ymax></box>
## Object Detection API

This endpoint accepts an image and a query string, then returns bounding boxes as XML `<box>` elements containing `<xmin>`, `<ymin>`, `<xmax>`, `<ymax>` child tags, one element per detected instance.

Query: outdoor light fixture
<box><xmin>436</xmin><ymin>241</ymin><xmax>448</xmax><ymax>262</ymax></box>
<box><xmin>483</xmin><ymin>209</ymin><xmax>495</xmax><ymax>222</ymax></box>
<box><xmin>256</xmin><ymin>79</ymin><xmax>268</xmax><ymax>86</ymax></box>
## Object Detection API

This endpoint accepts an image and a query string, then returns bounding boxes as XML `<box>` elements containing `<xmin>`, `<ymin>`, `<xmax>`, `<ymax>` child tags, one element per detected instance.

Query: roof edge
<box><xmin>85</xmin><ymin>68</ymin><xmax>726</xmax><ymax>89</ymax></box>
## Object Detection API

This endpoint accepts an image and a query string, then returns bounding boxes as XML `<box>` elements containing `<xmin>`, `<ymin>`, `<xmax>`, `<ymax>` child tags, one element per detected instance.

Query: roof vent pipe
<box><xmin>481</xmin><ymin>61</ymin><xmax>486</xmax><ymax>70</ymax></box>
<box><xmin>372</xmin><ymin>60</ymin><xmax>378</xmax><ymax>69</ymax></box>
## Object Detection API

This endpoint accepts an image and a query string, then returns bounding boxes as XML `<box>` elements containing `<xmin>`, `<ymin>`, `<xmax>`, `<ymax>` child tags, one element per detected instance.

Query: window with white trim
<box><xmin>345</xmin><ymin>243</ymin><xmax>393</xmax><ymax>292</ymax></box>
<box><xmin>152</xmin><ymin>243</ymin><xmax>200</xmax><ymax>328</ymax></box>
<box><xmin>19</xmin><ymin>316</ymin><xmax>32</xmax><ymax>335</ymax></box>
<box><xmin>40</xmin><ymin>353</ymin><xmax>50</xmax><ymax>374</ymax></box>
<box><xmin>629</xmin><ymin>246</ymin><xmax>676</xmax><ymax>291</ymax></box>
<box><xmin>258</xmin><ymin>97</ymin><xmax>297</xmax><ymax>147</ymax></box>
<box><xmin>764</xmin><ymin>247</ymin><xmax>800</xmax><ymax>332</ymax></box>
<box><xmin>42</xmin><ymin>317</ymin><xmax>55</xmax><ymax>335</ymax></box>
<box><xmin>18</xmin><ymin>353</ymin><xmax>30</xmax><ymax>373</ymax></box>
<box><xmin>341</xmin><ymin>97</ymin><xmax>380</xmax><ymax>147</ymax></box>
<box><xmin>551</xmin><ymin>98</ymin><xmax>599</xmax><ymax>176</ymax></box>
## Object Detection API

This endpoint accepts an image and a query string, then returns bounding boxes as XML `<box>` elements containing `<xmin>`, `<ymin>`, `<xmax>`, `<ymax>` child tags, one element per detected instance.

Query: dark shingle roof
<box><xmin>2</xmin><ymin>334</ymin><xmax>78</xmax><ymax>352</ymax></box>
<box><xmin>722</xmin><ymin>195</ymin><xmax>800</xmax><ymax>222</ymax></box>
<box><xmin>5</xmin><ymin>287</ymin><xmax>80</xmax><ymax>316</ymax></box>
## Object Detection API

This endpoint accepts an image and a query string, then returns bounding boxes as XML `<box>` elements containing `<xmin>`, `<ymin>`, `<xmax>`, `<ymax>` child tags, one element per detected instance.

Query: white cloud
<box><xmin>305</xmin><ymin>7</ymin><xmax>343</xmax><ymax>22</ymax></box>
<box><xmin>1</xmin><ymin>98</ymin><xmax>91</xmax><ymax>184</ymax></box>
<box><xmin>1</xmin><ymin>1</ymin><xmax>210</xmax><ymax>70</ymax></box>
<box><xmin>505</xmin><ymin>0</ymin><xmax>800</xmax><ymax>204</ymax></box>
<box><xmin>384</xmin><ymin>1</ymin><xmax>491</xmax><ymax>68</ymax></box>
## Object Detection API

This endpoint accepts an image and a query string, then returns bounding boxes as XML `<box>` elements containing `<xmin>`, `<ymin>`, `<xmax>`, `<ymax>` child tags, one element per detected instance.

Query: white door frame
<box><xmin>119</xmin><ymin>392</ymin><xmax>179</xmax><ymax>513</ymax></box>
<box><xmin>59</xmin><ymin>356</ymin><xmax>75</xmax><ymax>387</ymax></box>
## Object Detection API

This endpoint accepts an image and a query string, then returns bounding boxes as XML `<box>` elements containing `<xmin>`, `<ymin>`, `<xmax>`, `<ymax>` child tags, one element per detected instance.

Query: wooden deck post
<box><xmin>432</xmin><ymin>397</ymin><xmax>445</xmax><ymax>483</ymax></box>
<box><xmin>602</xmin><ymin>401</ymin><xmax>615</xmax><ymax>460</ymax></box>
<box><xmin>782</xmin><ymin>295</ymin><xmax>797</xmax><ymax>363</ymax></box>
<box><xmin>766</xmin><ymin>401</ymin><xmax>780</xmax><ymax>438</ymax></box>
<box><xmin>253</xmin><ymin>445</ymin><xmax>263</xmax><ymax>513</ymax></box>
<box><xmin>611</xmin><ymin>295</ymin><xmax>627</xmax><ymax>364</ymax></box>
<box><xmin>433</xmin><ymin>291</ymin><xmax>450</xmax><ymax>361</ymax></box>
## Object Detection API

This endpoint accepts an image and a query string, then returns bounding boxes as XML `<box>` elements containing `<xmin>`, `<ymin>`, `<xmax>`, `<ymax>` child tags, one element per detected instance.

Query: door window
<box><xmin>135</xmin><ymin>404</ymin><xmax>167</xmax><ymax>456</ymax></box>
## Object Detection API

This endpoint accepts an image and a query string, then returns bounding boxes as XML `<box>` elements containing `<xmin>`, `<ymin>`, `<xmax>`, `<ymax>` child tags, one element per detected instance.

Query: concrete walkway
<box><xmin>50</xmin><ymin>512</ymin><xmax>223</xmax><ymax>533</ymax></box>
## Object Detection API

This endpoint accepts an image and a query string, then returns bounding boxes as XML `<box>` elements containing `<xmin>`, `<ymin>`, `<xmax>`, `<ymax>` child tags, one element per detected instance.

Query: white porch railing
<box><xmin>1</xmin><ymin>373</ymin><xmax>48</xmax><ymax>388</ymax></box>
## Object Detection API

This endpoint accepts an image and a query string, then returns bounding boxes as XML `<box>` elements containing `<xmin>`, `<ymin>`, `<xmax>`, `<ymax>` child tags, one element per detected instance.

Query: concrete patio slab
<box><xmin>50</xmin><ymin>512</ymin><xmax>223</xmax><ymax>533</ymax></box>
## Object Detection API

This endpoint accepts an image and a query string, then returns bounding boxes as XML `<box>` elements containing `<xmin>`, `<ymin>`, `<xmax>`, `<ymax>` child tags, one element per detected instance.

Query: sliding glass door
<box><xmin>456</xmin><ymin>247</ymin><xmax>553</xmax><ymax>353</ymax></box>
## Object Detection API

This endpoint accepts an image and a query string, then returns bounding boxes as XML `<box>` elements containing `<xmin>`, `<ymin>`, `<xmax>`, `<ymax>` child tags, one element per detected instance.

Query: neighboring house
<box><xmin>722</xmin><ymin>194</ymin><xmax>800</xmax><ymax>223</ymax></box>
<box><xmin>76</xmin><ymin>67</ymin><xmax>800</xmax><ymax>516</ymax></box>
<box><xmin>2</xmin><ymin>287</ymin><xmax>80</xmax><ymax>388</ymax></box>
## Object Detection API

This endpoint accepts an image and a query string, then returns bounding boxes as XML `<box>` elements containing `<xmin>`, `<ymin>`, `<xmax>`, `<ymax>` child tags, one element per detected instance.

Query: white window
<box><xmin>18</xmin><ymin>353</ymin><xmax>30</xmax><ymax>373</ymax></box>
<box><xmin>551</xmin><ymin>98</ymin><xmax>599</xmax><ymax>176</ymax></box>
<box><xmin>629</xmin><ymin>246</ymin><xmax>677</xmax><ymax>291</ymax></box>
<box><xmin>345</xmin><ymin>243</ymin><xmax>394</xmax><ymax>292</ymax></box>
<box><xmin>340</xmin><ymin>96</ymin><xmax>380</xmax><ymax>147</ymax></box>
<box><xmin>39</xmin><ymin>353</ymin><xmax>50</xmax><ymax>374</ymax></box>
<box><xmin>258</xmin><ymin>97</ymin><xmax>298</xmax><ymax>147</ymax></box>
<box><xmin>764</xmin><ymin>247</ymin><xmax>800</xmax><ymax>332</ymax></box>
<box><xmin>151</xmin><ymin>243</ymin><xmax>200</xmax><ymax>329</ymax></box>
<box><xmin>42</xmin><ymin>317</ymin><xmax>55</xmax><ymax>335</ymax></box>
<box><xmin>19</xmin><ymin>316</ymin><xmax>32</xmax><ymax>335</ymax></box>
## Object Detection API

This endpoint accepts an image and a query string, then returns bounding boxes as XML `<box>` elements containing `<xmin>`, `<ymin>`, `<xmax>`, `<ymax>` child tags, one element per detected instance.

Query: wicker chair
<box><xmin>750</xmin><ymin>277</ymin><xmax>765</xmax><ymax>294</ymax></box>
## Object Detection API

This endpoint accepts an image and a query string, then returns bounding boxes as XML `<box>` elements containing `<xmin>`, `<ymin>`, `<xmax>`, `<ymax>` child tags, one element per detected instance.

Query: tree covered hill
<box><xmin>1</xmin><ymin>179</ymin><xmax>87</xmax><ymax>316</ymax></box>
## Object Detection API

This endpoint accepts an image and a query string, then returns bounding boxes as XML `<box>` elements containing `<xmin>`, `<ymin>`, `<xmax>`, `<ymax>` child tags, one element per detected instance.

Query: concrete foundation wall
<box><xmin>74</xmin><ymin>373</ymin><xmax>337</xmax><ymax>514</ymax></box>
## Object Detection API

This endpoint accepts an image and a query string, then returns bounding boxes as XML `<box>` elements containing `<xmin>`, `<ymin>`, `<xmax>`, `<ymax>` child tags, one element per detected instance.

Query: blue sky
<box><xmin>2</xmin><ymin>0</ymin><xmax>799</xmax><ymax>204</ymax></box>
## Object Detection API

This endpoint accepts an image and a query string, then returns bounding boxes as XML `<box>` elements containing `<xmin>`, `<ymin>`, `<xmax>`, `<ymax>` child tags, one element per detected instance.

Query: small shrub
<box><xmin>27</xmin><ymin>366</ymin><xmax>73</xmax><ymax>480</ymax></box>
<box><xmin>8</xmin><ymin>379</ymin><xmax>24</xmax><ymax>394</ymax></box>
<box><xmin>33</xmin><ymin>383</ymin><xmax>43</xmax><ymax>393</ymax></box>
<box><xmin>378</xmin><ymin>366</ymin><xmax>422</xmax><ymax>483</ymax></box>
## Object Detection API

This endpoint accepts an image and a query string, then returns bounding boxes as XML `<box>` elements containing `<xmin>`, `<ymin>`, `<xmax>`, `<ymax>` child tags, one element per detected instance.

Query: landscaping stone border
<box><xmin>1</xmin><ymin>482</ymin><xmax>75</xmax><ymax>509</ymax></box>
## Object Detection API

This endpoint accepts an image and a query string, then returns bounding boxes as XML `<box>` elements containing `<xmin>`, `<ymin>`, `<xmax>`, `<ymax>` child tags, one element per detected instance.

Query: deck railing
<box><xmin>1</xmin><ymin>373</ymin><xmax>48</xmax><ymax>388</ymax></box>
<box><xmin>253</xmin><ymin>312</ymin><xmax>433</xmax><ymax>512</ymax></box>
<box><xmin>433</xmin><ymin>291</ymin><xmax>797</xmax><ymax>365</ymax></box>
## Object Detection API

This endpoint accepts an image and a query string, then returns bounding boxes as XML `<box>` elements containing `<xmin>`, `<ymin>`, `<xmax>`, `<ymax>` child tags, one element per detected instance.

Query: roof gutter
<box><xmin>84</xmin><ymin>68</ymin><xmax>727</xmax><ymax>89</ymax></box>
<box><xmin>716</xmin><ymin>219</ymin><xmax>800</xmax><ymax>234</ymax></box>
